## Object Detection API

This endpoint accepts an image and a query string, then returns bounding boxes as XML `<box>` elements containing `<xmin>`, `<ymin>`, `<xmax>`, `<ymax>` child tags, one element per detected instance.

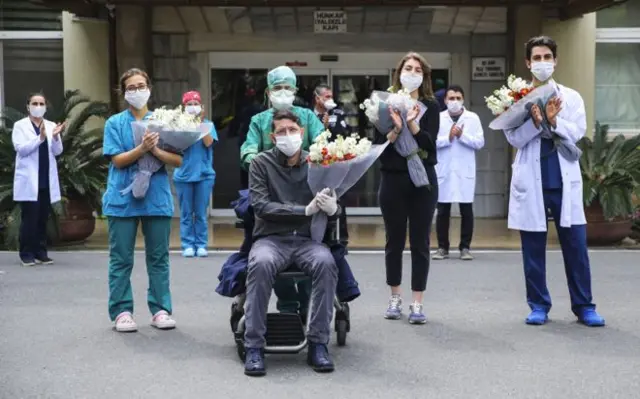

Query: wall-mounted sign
<box><xmin>471</xmin><ymin>57</ymin><xmax>506</xmax><ymax>81</ymax></box>
<box><xmin>285</xmin><ymin>61</ymin><xmax>308</xmax><ymax>67</ymax></box>
<box><xmin>314</xmin><ymin>11</ymin><xmax>347</xmax><ymax>34</ymax></box>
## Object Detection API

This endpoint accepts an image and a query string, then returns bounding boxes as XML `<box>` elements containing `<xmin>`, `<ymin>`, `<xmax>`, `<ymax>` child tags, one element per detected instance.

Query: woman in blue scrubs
<box><xmin>173</xmin><ymin>91</ymin><xmax>218</xmax><ymax>258</ymax></box>
<box><xmin>102</xmin><ymin>68</ymin><xmax>183</xmax><ymax>333</ymax></box>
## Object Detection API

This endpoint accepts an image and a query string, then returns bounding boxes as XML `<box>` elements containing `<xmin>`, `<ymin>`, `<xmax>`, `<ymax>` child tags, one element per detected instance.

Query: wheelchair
<box><xmin>229</xmin><ymin>219</ymin><xmax>351</xmax><ymax>362</ymax></box>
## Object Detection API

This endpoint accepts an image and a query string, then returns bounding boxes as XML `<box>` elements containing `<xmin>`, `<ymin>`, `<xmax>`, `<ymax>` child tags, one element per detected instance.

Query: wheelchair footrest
<box><xmin>265</xmin><ymin>313</ymin><xmax>306</xmax><ymax>347</ymax></box>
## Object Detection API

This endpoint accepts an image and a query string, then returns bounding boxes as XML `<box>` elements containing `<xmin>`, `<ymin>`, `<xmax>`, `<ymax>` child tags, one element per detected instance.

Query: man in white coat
<box><xmin>433</xmin><ymin>85</ymin><xmax>484</xmax><ymax>261</ymax></box>
<box><xmin>505</xmin><ymin>36</ymin><xmax>605</xmax><ymax>327</ymax></box>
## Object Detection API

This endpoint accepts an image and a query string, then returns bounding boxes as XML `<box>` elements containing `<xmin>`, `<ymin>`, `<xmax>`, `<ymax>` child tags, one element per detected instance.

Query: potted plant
<box><xmin>577</xmin><ymin>122</ymin><xmax>640</xmax><ymax>245</ymax></box>
<box><xmin>51</xmin><ymin>90</ymin><xmax>110</xmax><ymax>243</ymax></box>
<box><xmin>0</xmin><ymin>90</ymin><xmax>110</xmax><ymax>248</ymax></box>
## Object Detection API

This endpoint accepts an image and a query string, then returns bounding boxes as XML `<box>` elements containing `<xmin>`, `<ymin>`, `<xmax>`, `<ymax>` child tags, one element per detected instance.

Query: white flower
<box><xmin>307</xmin><ymin>129</ymin><xmax>373</xmax><ymax>164</ymax></box>
<box><xmin>148</xmin><ymin>106</ymin><xmax>201</xmax><ymax>131</ymax></box>
<box><xmin>507</xmin><ymin>74</ymin><xmax>531</xmax><ymax>92</ymax></box>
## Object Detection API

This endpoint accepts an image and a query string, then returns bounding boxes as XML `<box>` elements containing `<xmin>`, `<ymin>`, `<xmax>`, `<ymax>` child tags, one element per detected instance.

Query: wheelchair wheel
<box><xmin>336</xmin><ymin>319</ymin><xmax>348</xmax><ymax>346</ymax></box>
<box><xmin>236</xmin><ymin>342</ymin><xmax>246</xmax><ymax>362</ymax></box>
<box><xmin>230</xmin><ymin>302</ymin><xmax>243</xmax><ymax>333</ymax></box>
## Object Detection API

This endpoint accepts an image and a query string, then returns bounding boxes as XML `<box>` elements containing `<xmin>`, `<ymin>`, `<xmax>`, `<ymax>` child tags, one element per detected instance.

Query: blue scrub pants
<box><xmin>519</xmin><ymin>189</ymin><xmax>596</xmax><ymax>315</ymax></box>
<box><xmin>175</xmin><ymin>179</ymin><xmax>214</xmax><ymax>250</ymax></box>
<box><xmin>107</xmin><ymin>216</ymin><xmax>172</xmax><ymax>321</ymax></box>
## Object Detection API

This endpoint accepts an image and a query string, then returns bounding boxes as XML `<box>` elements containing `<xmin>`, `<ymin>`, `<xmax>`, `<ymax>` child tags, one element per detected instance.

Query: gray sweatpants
<box><xmin>244</xmin><ymin>235</ymin><xmax>338</xmax><ymax>349</ymax></box>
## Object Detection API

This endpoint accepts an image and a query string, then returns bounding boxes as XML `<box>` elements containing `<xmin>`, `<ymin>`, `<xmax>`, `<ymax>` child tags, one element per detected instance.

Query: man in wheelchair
<box><xmin>244</xmin><ymin>109</ymin><xmax>340</xmax><ymax>376</ymax></box>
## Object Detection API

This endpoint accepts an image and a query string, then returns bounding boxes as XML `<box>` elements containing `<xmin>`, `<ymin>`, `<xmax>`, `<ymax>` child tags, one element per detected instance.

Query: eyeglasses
<box><xmin>125</xmin><ymin>84</ymin><xmax>149</xmax><ymax>94</ymax></box>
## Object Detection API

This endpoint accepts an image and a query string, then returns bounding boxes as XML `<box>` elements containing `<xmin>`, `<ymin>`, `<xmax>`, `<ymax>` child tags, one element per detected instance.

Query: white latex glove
<box><xmin>316</xmin><ymin>190</ymin><xmax>338</xmax><ymax>216</ymax></box>
<box><xmin>305</xmin><ymin>197</ymin><xmax>320</xmax><ymax>216</ymax></box>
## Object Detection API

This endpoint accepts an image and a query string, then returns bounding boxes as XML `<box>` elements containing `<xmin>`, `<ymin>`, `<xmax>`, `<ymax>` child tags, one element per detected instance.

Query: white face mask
<box><xmin>400</xmin><ymin>73</ymin><xmax>423</xmax><ymax>91</ymax></box>
<box><xmin>185</xmin><ymin>105</ymin><xmax>202</xmax><ymax>115</ymax></box>
<box><xmin>530</xmin><ymin>61</ymin><xmax>555</xmax><ymax>82</ymax></box>
<box><xmin>29</xmin><ymin>105</ymin><xmax>46</xmax><ymax>118</ymax></box>
<box><xmin>323</xmin><ymin>99</ymin><xmax>337</xmax><ymax>111</ymax></box>
<box><xmin>270</xmin><ymin>90</ymin><xmax>295</xmax><ymax>110</ymax></box>
<box><xmin>447</xmin><ymin>100</ymin><xmax>463</xmax><ymax>114</ymax></box>
<box><xmin>275</xmin><ymin>134</ymin><xmax>302</xmax><ymax>157</ymax></box>
<box><xmin>124</xmin><ymin>89</ymin><xmax>150</xmax><ymax>110</ymax></box>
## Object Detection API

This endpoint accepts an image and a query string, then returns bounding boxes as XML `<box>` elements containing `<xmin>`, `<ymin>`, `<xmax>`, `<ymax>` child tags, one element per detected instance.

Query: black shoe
<box><xmin>307</xmin><ymin>343</ymin><xmax>334</xmax><ymax>373</ymax></box>
<box><xmin>244</xmin><ymin>347</ymin><xmax>266</xmax><ymax>377</ymax></box>
<box><xmin>20</xmin><ymin>257</ymin><xmax>36</xmax><ymax>267</ymax></box>
<box><xmin>35</xmin><ymin>256</ymin><xmax>53</xmax><ymax>265</ymax></box>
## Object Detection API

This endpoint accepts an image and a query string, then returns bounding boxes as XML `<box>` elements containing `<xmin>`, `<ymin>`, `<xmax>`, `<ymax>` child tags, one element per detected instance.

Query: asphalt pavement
<box><xmin>1</xmin><ymin>250</ymin><xmax>640</xmax><ymax>399</ymax></box>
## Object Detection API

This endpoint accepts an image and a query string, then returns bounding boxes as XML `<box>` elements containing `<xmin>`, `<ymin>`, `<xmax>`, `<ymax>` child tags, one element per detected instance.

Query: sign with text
<box><xmin>314</xmin><ymin>11</ymin><xmax>347</xmax><ymax>33</ymax></box>
<box><xmin>471</xmin><ymin>57</ymin><xmax>506</xmax><ymax>81</ymax></box>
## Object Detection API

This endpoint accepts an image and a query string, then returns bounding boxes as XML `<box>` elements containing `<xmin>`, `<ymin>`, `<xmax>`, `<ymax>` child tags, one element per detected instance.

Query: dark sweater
<box><xmin>374</xmin><ymin>97</ymin><xmax>441</xmax><ymax>172</ymax></box>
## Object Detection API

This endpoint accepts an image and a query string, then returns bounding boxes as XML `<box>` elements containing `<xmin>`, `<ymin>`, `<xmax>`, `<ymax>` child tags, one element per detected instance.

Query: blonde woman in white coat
<box><xmin>12</xmin><ymin>93</ymin><xmax>65</xmax><ymax>266</ymax></box>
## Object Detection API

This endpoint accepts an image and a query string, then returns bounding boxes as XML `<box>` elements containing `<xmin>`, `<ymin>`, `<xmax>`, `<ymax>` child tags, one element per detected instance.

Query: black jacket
<box><xmin>374</xmin><ymin>97</ymin><xmax>440</xmax><ymax>172</ymax></box>
<box><xmin>316</xmin><ymin>108</ymin><xmax>351</xmax><ymax>139</ymax></box>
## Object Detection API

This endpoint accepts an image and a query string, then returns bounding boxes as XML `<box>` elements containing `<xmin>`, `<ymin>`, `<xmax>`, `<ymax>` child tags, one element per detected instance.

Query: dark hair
<box><xmin>445</xmin><ymin>84</ymin><xmax>465</xmax><ymax>98</ymax></box>
<box><xmin>314</xmin><ymin>83</ymin><xmax>331</xmax><ymax>96</ymax></box>
<box><xmin>118</xmin><ymin>68</ymin><xmax>151</xmax><ymax>95</ymax></box>
<box><xmin>271</xmin><ymin>109</ymin><xmax>300</xmax><ymax>131</ymax></box>
<box><xmin>391</xmin><ymin>51</ymin><xmax>434</xmax><ymax>99</ymax></box>
<box><xmin>27</xmin><ymin>92</ymin><xmax>46</xmax><ymax>104</ymax></box>
<box><xmin>525</xmin><ymin>36</ymin><xmax>557</xmax><ymax>60</ymax></box>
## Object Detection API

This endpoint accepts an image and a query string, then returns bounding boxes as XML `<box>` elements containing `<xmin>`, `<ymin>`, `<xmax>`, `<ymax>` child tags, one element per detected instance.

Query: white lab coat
<box><xmin>12</xmin><ymin>117</ymin><xmax>63</xmax><ymax>203</ymax></box>
<box><xmin>504</xmin><ymin>83</ymin><xmax>586</xmax><ymax>232</ymax></box>
<box><xmin>435</xmin><ymin>109</ymin><xmax>485</xmax><ymax>203</ymax></box>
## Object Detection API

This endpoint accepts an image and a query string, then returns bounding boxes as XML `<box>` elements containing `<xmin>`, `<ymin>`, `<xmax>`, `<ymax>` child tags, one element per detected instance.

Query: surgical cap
<box><xmin>267</xmin><ymin>66</ymin><xmax>297</xmax><ymax>88</ymax></box>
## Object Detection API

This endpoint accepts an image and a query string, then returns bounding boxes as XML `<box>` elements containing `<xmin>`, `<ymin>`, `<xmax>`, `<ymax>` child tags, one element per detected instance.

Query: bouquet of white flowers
<box><xmin>359</xmin><ymin>88</ymin><xmax>416</xmax><ymax>132</ymax></box>
<box><xmin>485</xmin><ymin>75</ymin><xmax>557</xmax><ymax>131</ymax></box>
<box><xmin>120</xmin><ymin>106</ymin><xmax>213</xmax><ymax>199</ymax></box>
<box><xmin>306</xmin><ymin>130</ymin><xmax>389</xmax><ymax>242</ymax></box>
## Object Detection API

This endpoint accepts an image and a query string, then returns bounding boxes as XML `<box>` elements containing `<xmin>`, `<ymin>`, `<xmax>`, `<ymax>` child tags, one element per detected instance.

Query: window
<box><xmin>596</xmin><ymin>0</ymin><xmax>640</xmax><ymax>28</ymax></box>
<box><xmin>595</xmin><ymin>2</ymin><xmax>640</xmax><ymax>134</ymax></box>
<box><xmin>0</xmin><ymin>2</ymin><xmax>63</xmax><ymax>123</ymax></box>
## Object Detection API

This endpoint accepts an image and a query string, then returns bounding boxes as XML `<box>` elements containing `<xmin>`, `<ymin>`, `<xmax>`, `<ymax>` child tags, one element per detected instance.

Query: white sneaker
<box><xmin>151</xmin><ymin>310</ymin><xmax>176</xmax><ymax>330</ymax></box>
<box><xmin>115</xmin><ymin>311</ymin><xmax>138</xmax><ymax>332</ymax></box>
<box><xmin>196</xmin><ymin>248</ymin><xmax>208</xmax><ymax>257</ymax></box>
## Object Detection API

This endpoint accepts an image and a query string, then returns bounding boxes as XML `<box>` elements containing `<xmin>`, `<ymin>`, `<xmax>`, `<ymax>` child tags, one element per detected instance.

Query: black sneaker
<box><xmin>20</xmin><ymin>258</ymin><xmax>36</xmax><ymax>267</ymax></box>
<box><xmin>35</xmin><ymin>256</ymin><xmax>53</xmax><ymax>265</ymax></box>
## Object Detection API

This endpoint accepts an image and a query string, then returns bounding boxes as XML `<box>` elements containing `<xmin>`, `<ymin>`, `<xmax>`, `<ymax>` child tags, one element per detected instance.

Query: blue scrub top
<box><xmin>102</xmin><ymin>110</ymin><xmax>174</xmax><ymax>218</ymax></box>
<box><xmin>173</xmin><ymin>118</ymin><xmax>218</xmax><ymax>183</ymax></box>
<box><xmin>540</xmin><ymin>137</ymin><xmax>562</xmax><ymax>190</ymax></box>
<box><xmin>32</xmin><ymin>122</ymin><xmax>49</xmax><ymax>191</ymax></box>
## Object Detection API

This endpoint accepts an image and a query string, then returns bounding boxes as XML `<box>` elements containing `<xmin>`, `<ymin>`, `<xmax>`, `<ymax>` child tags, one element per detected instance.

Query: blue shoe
<box><xmin>384</xmin><ymin>295</ymin><xmax>402</xmax><ymax>320</ymax></box>
<box><xmin>182</xmin><ymin>248</ymin><xmax>195</xmax><ymax>258</ymax></box>
<box><xmin>525</xmin><ymin>309</ymin><xmax>549</xmax><ymax>325</ymax></box>
<box><xmin>196</xmin><ymin>248</ymin><xmax>208</xmax><ymax>257</ymax></box>
<box><xmin>576</xmin><ymin>308</ymin><xmax>605</xmax><ymax>327</ymax></box>
<box><xmin>307</xmin><ymin>343</ymin><xmax>334</xmax><ymax>372</ymax></box>
<box><xmin>244</xmin><ymin>348</ymin><xmax>266</xmax><ymax>377</ymax></box>
<box><xmin>408</xmin><ymin>302</ymin><xmax>427</xmax><ymax>325</ymax></box>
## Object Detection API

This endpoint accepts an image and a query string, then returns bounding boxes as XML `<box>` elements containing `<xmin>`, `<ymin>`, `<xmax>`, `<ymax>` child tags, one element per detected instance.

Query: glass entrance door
<box><xmin>208</xmin><ymin>56</ymin><xmax>449</xmax><ymax>216</ymax></box>
<box><xmin>290</xmin><ymin>68</ymin><xmax>329</xmax><ymax>109</ymax></box>
<box><xmin>331</xmin><ymin>70</ymin><xmax>390</xmax><ymax>213</ymax></box>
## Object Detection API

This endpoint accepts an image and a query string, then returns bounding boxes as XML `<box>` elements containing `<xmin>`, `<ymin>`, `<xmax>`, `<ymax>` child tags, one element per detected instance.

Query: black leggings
<box><xmin>379</xmin><ymin>167</ymin><xmax>438</xmax><ymax>292</ymax></box>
